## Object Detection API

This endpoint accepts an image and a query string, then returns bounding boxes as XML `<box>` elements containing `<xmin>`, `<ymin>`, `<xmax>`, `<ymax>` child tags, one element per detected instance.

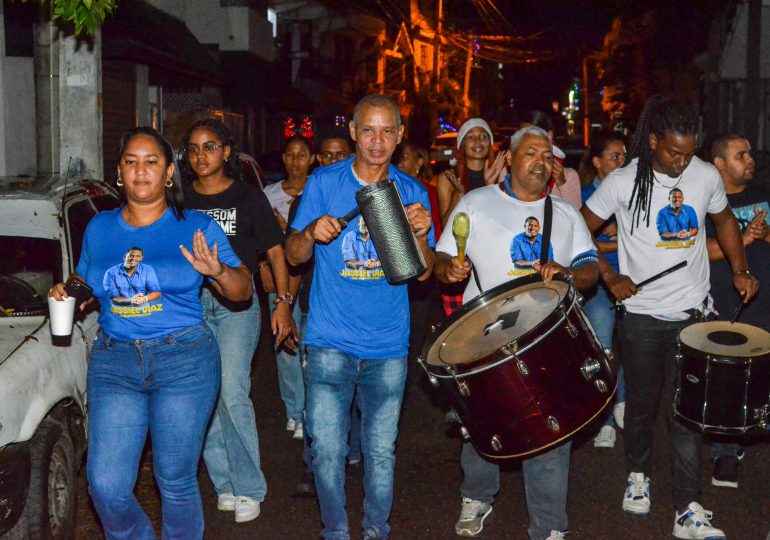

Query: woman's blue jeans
<box><xmin>269</xmin><ymin>293</ymin><xmax>305</xmax><ymax>422</ymax></box>
<box><xmin>200</xmin><ymin>288</ymin><xmax>266</xmax><ymax>501</ymax></box>
<box><xmin>86</xmin><ymin>323</ymin><xmax>220</xmax><ymax>540</ymax></box>
<box><xmin>305</xmin><ymin>346</ymin><xmax>407</xmax><ymax>540</ymax></box>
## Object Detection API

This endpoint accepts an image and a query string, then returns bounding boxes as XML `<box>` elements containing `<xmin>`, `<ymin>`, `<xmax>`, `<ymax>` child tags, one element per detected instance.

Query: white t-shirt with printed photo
<box><xmin>586</xmin><ymin>156</ymin><xmax>728</xmax><ymax>315</ymax></box>
<box><xmin>436</xmin><ymin>185</ymin><xmax>597</xmax><ymax>304</ymax></box>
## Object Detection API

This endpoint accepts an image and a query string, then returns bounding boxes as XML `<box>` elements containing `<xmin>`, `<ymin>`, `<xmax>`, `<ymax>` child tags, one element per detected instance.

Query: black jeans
<box><xmin>617</xmin><ymin>311</ymin><xmax>704</xmax><ymax>509</ymax></box>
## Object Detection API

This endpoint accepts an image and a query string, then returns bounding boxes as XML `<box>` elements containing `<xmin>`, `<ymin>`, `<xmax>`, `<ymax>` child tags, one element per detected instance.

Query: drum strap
<box><xmin>539</xmin><ymin>194</ymin><xmax>553</xmax><ymax>267</ymax></box>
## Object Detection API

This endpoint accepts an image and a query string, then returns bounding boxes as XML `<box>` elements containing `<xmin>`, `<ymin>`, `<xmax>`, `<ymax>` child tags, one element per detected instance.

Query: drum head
<box><xmin>679</xmin><ymin>321</ymin><xmax>770</xmax><ymax>358</ymax></box>
<box><xmin>425</xmin><ymin>278</ymin><xmax>570</xmax><ymax>366</ymax></box>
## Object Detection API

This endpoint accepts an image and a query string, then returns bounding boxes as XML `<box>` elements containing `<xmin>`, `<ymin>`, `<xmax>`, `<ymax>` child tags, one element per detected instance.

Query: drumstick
<box><xmin>452</xmin><ymin>212</ymin><xmax>470</xmax><ymax>265</ymax></box>
<box><xmin>730</xmin><ymin>299</ymin><xmax>744</xmax><ymax>324</ymax></box>
<box><xmin>337</xmin><ymin>206</ymin><xmax>361</xmax><ymax>228</ymax></box>
<box><xmin>635</xmin><ymin>260</ymin><xmax>688</xmax><ymax>288</ymax></box>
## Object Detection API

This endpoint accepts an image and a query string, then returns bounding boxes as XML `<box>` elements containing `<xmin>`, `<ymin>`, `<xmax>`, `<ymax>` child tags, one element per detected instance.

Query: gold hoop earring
<box><xmin>116</xmin><ymin>177</ymin><xmax>123</xmax><ymax>187</ymax></box>
<box><xmin>166</xmin><ymin>177</ymin><xmax>173</xmax><ymax>188</ymax></box>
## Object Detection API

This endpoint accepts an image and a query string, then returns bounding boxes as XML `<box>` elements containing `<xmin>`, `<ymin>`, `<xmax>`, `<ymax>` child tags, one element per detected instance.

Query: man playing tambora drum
<box><xmin>434</xmin><ymin>126</ymin><xmax>599</xmax><ymax>540</ymax></box>
<box><xmin>581</xmin><ymin>96</ymin><xmax>758</xmax><ymax>540</ymax></box>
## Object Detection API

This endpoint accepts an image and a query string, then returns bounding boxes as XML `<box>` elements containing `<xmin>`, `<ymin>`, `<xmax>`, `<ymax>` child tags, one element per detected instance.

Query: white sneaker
<box><xmin>613</xmin><ymin>401</ymin><xmax>625</xmax><ymax>429</ymax></box>
<box><xmin>455</xmin><ymin>497</ymin><xmax>492</xmax><ymax>537</ymax></box>
<box><xmin>286</xmin><ymin>418</ymin><xmax>296</xmax><ymax>432</ymax></box>
<box><xmin>622</xmin><ymin>472</ymin><xmax>650</xmax><ymax>515</ymax></box>
<box><xmin>545</xmin><ymin>531</ymin><xmax>567</xmax><ymax>539</ymax></box>
<box><xmin>594</xmin><ymin>425</ymin><xmax>616</xmax><ymax>448</ymax></box>
<box><xmin>217</xmin><ymin>492</ymin><xmax>235</xmax><ymax>511</ymax></box>
<box><xmin>673</xmin><ymin>502</ymin><xmax>725</xmax><ymax>539</ymax></box>
<box><xmin>234</xmin><ymin>496</ymin><xmax>261</xmax><ymax>523</ymax></box>
<box><xmin>293</xmin><ymin>421</ymin><xmax>304</xmax><ymax>440</ymax></box>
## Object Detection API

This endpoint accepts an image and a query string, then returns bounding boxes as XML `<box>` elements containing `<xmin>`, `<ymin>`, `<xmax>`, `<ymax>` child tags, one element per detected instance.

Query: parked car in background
<box><xmin>429</xmin><ymin>132</ymin><xmax>457</xmax><ymax>172</ymax></box>
<box><xmin>0</xmin><ymin>176</ymin><xmax>119</xmax><ymax>539</ymax></box>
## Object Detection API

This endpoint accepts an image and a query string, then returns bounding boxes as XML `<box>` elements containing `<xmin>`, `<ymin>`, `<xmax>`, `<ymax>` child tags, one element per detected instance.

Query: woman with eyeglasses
<box><xmin>49</xmin><ymin>127</ymin><xmax>253</xmax><ymax>539</ymax></box>
<box><xmin>578</xmin><ymin>130</ymin><xmax>628</xmax><ymax>449</ymax></box>
<box><xmin>180</xmin><ymin>119</ymin><xmax>295</xmax><ymax>523</ymax></box>
<box><xmin>263</xmin><ymin>134</ymin><xmax>315</xmax><ymax>440</ymax></box>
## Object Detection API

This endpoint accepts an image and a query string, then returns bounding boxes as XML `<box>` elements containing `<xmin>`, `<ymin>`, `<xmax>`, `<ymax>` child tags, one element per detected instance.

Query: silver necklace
<box><xmin>653</xmin><ymin>170</ymin><xmax>684</xmax><ymax>189</ymax></box>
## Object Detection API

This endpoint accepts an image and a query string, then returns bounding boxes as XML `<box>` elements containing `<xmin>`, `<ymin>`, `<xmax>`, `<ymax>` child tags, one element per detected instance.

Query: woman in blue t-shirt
<box><xmin>49</xmin><ymin>127</ymin><xmax>252</xmax><ymax>540</ymax></box>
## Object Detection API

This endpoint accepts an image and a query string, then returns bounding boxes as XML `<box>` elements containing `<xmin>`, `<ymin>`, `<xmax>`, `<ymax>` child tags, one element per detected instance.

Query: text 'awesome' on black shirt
<box><xmin>184</xmin><ymin>180</ymin><xmax>284</xmax><ymax>274</ymax></box>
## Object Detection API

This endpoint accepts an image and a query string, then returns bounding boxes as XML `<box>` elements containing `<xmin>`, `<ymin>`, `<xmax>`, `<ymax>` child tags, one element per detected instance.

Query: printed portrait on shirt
<box><xmin>656</xmin><ymin>188</ymin><xmax>699</xmax><ymax>243</ymax></box>
<box><xmin>103</xmin><ymin>247</ymin><xmax>162</xmax><ymax>309</ymax></box>
<box><xmin>509</xmin><ymin>216</ymin><xmax>554</xmax><ymax>274</ymax></box>
<box><xmin>339</xmin><ymin>218</ymin><xmax>384</xmax><ymax>280</ymax></box>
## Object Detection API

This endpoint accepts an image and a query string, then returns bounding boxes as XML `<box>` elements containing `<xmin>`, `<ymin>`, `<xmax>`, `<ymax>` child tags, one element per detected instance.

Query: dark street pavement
<box><xmin>74</xmin><ymin>301</ymin><xmax>770</xmax><ymax>540</ymax></box>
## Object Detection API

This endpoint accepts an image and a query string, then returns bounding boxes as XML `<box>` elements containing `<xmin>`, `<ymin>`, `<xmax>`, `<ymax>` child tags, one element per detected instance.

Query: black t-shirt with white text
<box><xmin>184</xmin><ymin>180</ymin><xmax>284</xmax><ymax>273</ymax></box>
<box><xmin>706</xmin><ymin>183</ymin><xmax>770</xmax><ymax>330</ymax></box>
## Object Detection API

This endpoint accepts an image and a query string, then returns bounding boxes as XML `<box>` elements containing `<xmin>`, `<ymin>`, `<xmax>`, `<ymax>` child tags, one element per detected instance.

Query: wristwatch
<box><xmin>273</xmin><ymin>292</ymin><xmax>294</xmax><ymax>305</ymax></box>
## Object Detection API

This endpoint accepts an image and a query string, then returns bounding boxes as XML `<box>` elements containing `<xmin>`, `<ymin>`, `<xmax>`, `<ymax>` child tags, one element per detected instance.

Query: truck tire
<box><xmin>4</xmin><ymin>418</ymin><xmax>77</xmax><ymax>540</ymax></box>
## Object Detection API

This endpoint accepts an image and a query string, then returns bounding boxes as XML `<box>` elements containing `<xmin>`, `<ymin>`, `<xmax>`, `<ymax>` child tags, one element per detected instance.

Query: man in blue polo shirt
<box><xmin>286</xmin><ymin>94</ymin><xmax>434</xmax><ymax>540</ymax></box>
<box><xmin>103</xmin><ymin>246</ymin><xmax>161</xmax><ymax>306</ymax></box>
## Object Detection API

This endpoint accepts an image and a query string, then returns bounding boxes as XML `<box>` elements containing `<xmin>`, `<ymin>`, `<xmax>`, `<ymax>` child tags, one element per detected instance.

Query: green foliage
<box><xmin>19</xmin><ymin>0</ymin><xmax>118</xmax><ymax>37</ymax></box>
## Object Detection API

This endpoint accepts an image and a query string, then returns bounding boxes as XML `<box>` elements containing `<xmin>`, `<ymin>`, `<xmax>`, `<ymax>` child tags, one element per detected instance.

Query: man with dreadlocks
<box><xmin>581</xmin><ymin>95</ymin><xmax>758</xmax><ymax>540</ymax></box>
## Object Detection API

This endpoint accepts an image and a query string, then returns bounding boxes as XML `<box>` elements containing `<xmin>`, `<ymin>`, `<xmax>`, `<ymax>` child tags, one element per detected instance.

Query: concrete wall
<box><xmin>0</xmin><ymin>3</ymin><xmax>37</xmax><ymax>176</ymax></box>
<box><xmin>0</xmin><ymin>58</ymin><xmax>37</xmax><ymax>175</ymax></box>
<box><xmin>720</xmin><ymin>1</ymin><xmax>770</xmax><ymax>79</ymax></box>
<box><xmin>148</xmin><ymin>0</ymin><xmax>275</xmax><ymax>60</ymax></box>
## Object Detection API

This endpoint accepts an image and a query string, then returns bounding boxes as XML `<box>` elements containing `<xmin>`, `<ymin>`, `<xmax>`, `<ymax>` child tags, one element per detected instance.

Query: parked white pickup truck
<box><xmin>0</xmin><ymin>176</ymin><xmax>117</xmax><ymax>540</ymax></box>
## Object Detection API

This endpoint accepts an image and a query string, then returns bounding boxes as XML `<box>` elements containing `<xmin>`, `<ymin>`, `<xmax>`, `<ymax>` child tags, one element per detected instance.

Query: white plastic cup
<box><xmin>48</xmin><ymin>296</ymin><xmax>76</xmax><ymax>337</ymax></box>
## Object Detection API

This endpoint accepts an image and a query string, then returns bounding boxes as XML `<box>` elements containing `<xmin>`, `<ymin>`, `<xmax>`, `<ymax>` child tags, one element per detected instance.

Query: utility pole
<box><xmin>434</xmin><ymin>0</ymin><xmax>443</xmax><ymax>94</ymax></box>
<box><xmin>744</xmin><ymin>0</ymin><xmax>761</xmax><ymax>148</ymax></box>
<box><xmin>463</xmin><ymin>37</ymin><xmax>473</xmax><ymax>118</ymax></box>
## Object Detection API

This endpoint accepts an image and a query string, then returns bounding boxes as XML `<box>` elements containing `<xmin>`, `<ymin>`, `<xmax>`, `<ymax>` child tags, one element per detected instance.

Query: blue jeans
<box><xmin>306</xmin><ymin>346</ymin><xmax>407</xmax><ymax>540</ymax></box>
<box><xmin>87</xmin><ymin>323</ymin><xmax>220</xmax><ymax>540</ymax></box>
<box><xmin>617</xmin><ymin>311</ymin><xmax>704</xmax><ymax>509</ymax></box>
<box><xmin>460</xmin><ymin>441</ymin><xmax>571</xmax><ymax>540</ymax></box>
<box><xmin>269</xmin><ymin>293</ymin><xmax>305</xmax><ymax>422</ymax></box>
<box><xmin>200</xmin><ymin>288</ymin><xmax>266</xmax><ymax>500</ymax></box>
<box><xmin>583</xmin><ymin>282</ymin><xmax>625</xmax><ymax>426</ymax></box>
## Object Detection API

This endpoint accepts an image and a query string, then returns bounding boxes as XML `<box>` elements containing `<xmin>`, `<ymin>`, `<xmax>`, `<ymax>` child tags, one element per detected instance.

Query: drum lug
<box><xmin>457</xmin><ymin>380</ymin><xmax>470</xmax><ymax>397</ymax></box>
<box><xmin>594</xmin><ymin>379</ymin><xmax>608</xmax><ymax>393</ymax></box>
<box><xmin>490</xmin><ymin>435</ymin><xmax>502</xmax><ymax>452</ymax></box>
<box><xmin>516</xmin><ymin>359</ymin><xmax>530</xmax><ymax>377</ymax></box>
<box><xmin>603</xmin><ymin>348</ymin><xmax>614</xmax><ymax>362</ymax></box>
<box><xmin>580</xmin><ymin>357</ymin><xmax>602</xmax><ymax>381</ymax></box>
<box><xmin>558</xmin><ymin>307</ymin><xmax>578</xmax><ymax>338</ymax></box>
<box><xmin>417</xmin><ymin>356</ymin><xmax>439</xmax><ymax>387</ymax></box>
<box><xmin>459</xmin><ymin>426</ymin><xmax>471</xmax><ymax>440</ymax></box>
<box><xmin>547</xmin><ymin>416</ymin><xmax>561</xmax><ymax>432</ymax></box>
<box><xmin>501</xmin><ymin>340</ymin><xmax>518</xmax><ymax>356</ymax></box>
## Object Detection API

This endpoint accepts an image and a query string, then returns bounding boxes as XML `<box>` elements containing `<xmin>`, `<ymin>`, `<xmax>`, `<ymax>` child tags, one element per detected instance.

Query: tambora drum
<box><xmin>674</xmin><ymin>321</ymin><xmax>770</xmax><ymax>434</ymax></box>
<box><xmin>419</xmin><ymin>274</ymin><xmax>616</xmax><ymax>459</ymax></box>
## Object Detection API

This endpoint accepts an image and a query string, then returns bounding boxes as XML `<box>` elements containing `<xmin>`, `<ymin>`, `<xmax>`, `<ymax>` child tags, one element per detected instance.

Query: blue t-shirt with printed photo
<box><xmin>77</xmin><ymin>207</ymin><xmax>242</xmax><ymax>340</ymax></box>
<box><xmin>291</xmin><ymin>158</ymin><xmax>434</xmax><ymax>359</ymax></box>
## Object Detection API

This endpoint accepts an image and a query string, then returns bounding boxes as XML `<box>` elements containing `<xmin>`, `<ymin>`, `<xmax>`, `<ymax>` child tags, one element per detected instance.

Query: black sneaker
<box><xmin>712</xmin><ymin>456</ymin><xmax>739</xmax><ymax>488</ymax></box>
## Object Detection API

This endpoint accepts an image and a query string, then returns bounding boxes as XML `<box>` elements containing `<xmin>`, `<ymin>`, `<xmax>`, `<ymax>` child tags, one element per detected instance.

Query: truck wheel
<box><xmin>6</xmin><ymin>418</ymin><xmax>77</xmax><ymax>540</ymax></box>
